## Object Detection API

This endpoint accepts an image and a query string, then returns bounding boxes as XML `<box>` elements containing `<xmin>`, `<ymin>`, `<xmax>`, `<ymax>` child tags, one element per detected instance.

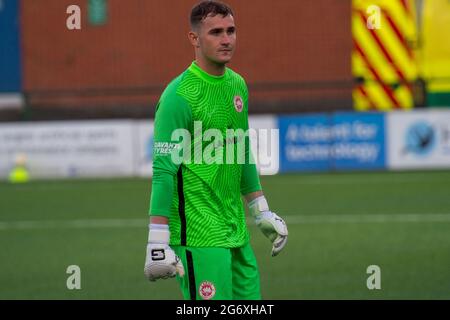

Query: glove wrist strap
<box><xmin>148</xmin><ymin>223</ymin><xmax>170</xmax><ymax>244</ymax></box>
<box><xmin>248</xmin><ymin>196</ymin><xmax>270</xmax><ymax>218</ymax></box>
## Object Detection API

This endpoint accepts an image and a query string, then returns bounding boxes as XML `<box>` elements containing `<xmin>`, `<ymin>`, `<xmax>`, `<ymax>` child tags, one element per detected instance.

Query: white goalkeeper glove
<box><xmin>144</xmin><ymin>224</ymin><xmax>185</xmax><ymax>281</ymax></box>
<box><xmin>249</xmin><ymin>196</ymin><xmax>288</xmax><ymax>257</ymax></box>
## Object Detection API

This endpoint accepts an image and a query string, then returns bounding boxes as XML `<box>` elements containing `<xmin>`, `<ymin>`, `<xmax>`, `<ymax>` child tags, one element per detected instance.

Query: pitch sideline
<box><xmin>1</xmin><ymin>213</ymin><xmax>450</xmax><ymax>230</ymax></box>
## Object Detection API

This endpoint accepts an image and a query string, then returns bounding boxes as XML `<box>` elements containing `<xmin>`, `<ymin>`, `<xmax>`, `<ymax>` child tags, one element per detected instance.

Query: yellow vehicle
<box><xmin>352</xmin><ymin>0</ymin><xmax>450</xmax><ymax>110</ymax></box>
<box><xmin>416</xmin><ymin>0</ymin><xmax>450</xmax><ymax>106</ymax></box>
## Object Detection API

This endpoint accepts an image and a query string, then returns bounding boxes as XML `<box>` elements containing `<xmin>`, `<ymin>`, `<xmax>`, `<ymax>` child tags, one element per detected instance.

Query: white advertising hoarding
<box><xmin>387</xmin><ymin>110</ymin><xmax>450</xmax><ymax>169</ymax></box>
<box><xmin>135</xmin><ymin>120</ymin><xmax>154</xmax><ymax>177</ymax></box>
<box><xmin>0</xmin><ymin>115</ymin><xmax>280</xmax><ymax>180</ymax></box>
<box><xmin>249</xmin><ymin>115</ymin><xmax>280</xmax><ymax>175</ymax></box>
<box><xmin>0</xmin><ymin>120</ymin><xmax>135</xmax><ymax>178</ymax></box>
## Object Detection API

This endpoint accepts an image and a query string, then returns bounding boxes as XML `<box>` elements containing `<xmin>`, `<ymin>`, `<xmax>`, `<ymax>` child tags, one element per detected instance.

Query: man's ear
<box><xmin>188</xmin><ymin>31</ymin><xmax>200</xmax><ymax>48</ymax></box>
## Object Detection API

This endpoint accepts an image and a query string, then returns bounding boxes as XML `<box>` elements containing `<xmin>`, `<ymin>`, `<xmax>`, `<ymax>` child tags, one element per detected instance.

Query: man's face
<box><xmin>196</xmin><ymin>14</ymin><xmax>236</xmax><ymax>65</ymax></box>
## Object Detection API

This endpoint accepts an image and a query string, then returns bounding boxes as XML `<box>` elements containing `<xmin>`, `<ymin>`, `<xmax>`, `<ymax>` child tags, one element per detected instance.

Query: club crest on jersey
<box><xmin>233</xmin><ymin>95</ymin><xmax>243</xmax><ymax>113</ymax></box>
<box><xmin>199</xmin><ymin>281</ymin><xmax>216</xmax><ymax>300</ymax></box>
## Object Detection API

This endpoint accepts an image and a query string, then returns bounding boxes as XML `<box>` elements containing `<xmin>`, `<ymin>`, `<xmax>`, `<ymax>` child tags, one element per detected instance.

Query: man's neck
<box><xmin>195</xmin><ymin>59</ymin><xmax>226</xmax><ymax>76</ymax></box>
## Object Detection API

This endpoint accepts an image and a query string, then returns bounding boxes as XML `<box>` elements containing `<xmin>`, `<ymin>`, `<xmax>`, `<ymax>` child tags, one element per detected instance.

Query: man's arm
<box><xmin>149</xmin><ymin>91</ymin><xmax>192</xmax><ymax>218</ymax></box>
<box><xmin>244</xmin><ymin>190</ymin><xmax>264</xmax><ymax>203</ymax></box>
<box><xmin>240</xmin><ymin>113</ymin><xmax>288</xmax><ymax>256</ymax></box>
<box><xmin>144</xmin><ymin>91</ymin><xmax>192</xmax><ymax>281</ymax></box>
<box><xmin>150</xmin><ymin>216</ymin><xmax>169</xmax><ymax>224</ymax></box>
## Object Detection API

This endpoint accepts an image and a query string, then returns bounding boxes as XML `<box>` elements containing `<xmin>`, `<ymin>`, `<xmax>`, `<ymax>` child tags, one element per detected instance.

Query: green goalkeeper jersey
<box><xmin>149</xmin><ymin>61</ymin><xmax>262</xmax><ymax>248</ymax></box>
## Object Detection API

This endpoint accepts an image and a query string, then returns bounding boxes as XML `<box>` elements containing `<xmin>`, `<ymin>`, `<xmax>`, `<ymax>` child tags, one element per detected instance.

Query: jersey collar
<box><xmin>188</xmin><ymin>61</ymin><xmax>229</xmax><ymax>84</ymax></box>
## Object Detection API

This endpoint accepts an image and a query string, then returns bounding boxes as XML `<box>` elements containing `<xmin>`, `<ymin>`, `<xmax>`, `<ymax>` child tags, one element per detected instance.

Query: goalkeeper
<box><xmin>144</xmin><ymin>0</ymin><xmax>288</xmax><ymax>300</ymax></box>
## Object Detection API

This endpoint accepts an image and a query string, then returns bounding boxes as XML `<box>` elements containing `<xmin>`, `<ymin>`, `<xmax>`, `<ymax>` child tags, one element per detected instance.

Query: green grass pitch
<box><xmin>1</xmin><ymin>170</ymin><xmax>449</xmax><ymax>299</ymax></box>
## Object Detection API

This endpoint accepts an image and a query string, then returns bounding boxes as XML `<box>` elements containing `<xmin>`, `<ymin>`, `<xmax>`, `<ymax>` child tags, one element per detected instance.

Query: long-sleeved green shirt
<box><xmin>149</xmin><ymin>61</ymin><xmax>261</xmax><ymax>248</ymax></box>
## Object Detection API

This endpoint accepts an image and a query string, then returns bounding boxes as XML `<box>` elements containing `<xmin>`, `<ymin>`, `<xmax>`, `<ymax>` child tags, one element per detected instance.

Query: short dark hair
<box><xmin>190</xmin><ymin>1</ymin><xmax>234</xmax><ymax>30</ymax></box>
